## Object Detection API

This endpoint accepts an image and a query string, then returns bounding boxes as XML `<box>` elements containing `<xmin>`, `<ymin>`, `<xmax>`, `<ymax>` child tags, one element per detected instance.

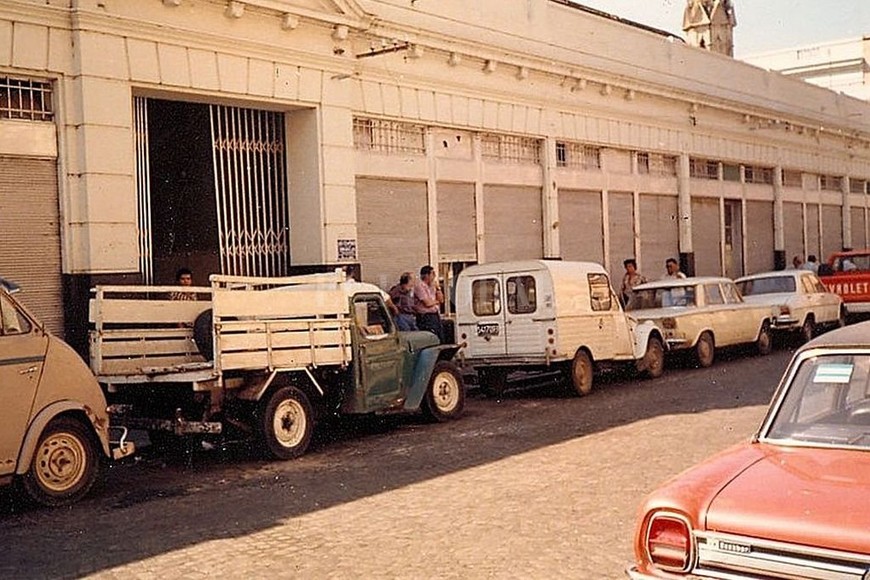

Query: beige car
<box><xmin>626</xmin><ymin>276</ymin><xmax>774</xmax><ymax>368</ymax></box>
<box><xmin>0</xmin><ymin>280</ymin><xmax>133</xmax><ymax>507</ymax></box>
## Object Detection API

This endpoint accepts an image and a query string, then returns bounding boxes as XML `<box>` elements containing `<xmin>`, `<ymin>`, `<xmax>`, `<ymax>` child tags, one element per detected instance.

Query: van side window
<box><xmin>472</xmin><ymin>279</ymin><xmax>501</xmax><ymax>316</ymax></box>
<box><xmin>0</xmin><ymin>294</ymin><xmax>31</xmax><ymax>336</ymax></box>
<box><xmin>507</xmin><ymin>276</ymin><xmax>536</xmax><ymax>314</ymax></box>
<box><xmin>587</xmin><ymin>273</ymin><xmax>612</xmax><ymax>312</ymax></box>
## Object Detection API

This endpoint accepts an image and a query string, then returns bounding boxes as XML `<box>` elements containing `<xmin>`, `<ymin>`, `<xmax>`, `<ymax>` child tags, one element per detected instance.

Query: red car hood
<box><xmin>705</xmin><ymin>445</ymin><xmax>870</xmax><ymax>554</ymax></box>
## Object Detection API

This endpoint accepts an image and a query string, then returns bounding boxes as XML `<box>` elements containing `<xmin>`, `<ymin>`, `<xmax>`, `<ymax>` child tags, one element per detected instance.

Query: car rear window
<box><xmin>737</xmin><ymin>276</ymin><xmax>796</xmax><ymax>296</ymax></box>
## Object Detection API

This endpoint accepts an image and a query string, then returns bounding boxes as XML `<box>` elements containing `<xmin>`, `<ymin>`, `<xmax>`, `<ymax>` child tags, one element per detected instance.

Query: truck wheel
<box><xmin>569</xmin><ymin>350</ymin><xmax>593</xmax><ymax>396</ymax></box>
<box><xmin>21</xmin><ymin>417</ymin><xmax>99</xmax><ymax>507</ymax></box>
<box><xmin>193</xmin><ymin>309</ymin><xmax>214</xmax><ymax>361</ymax></box>
<box><xmin>478</xmin><ymin>368</ymin><xmax>509</xmax><ymax>398</ymax></box>
<box><xmin>695</xmin><ymin>332</ymin><xmax>715</xmax><ymax>368</ymax></box>
<box><xmin>424</xmin><ymin>361</ymin><xmax>465</xmax><ymax>422</ymax></box>
<box><xmin>259</xmin><ymin>386</ymin><xmax>313</xmax><ymax>460</ymax></box>
<box><xmin>638</xmin><ymin>336</ymin><xmax>665</xmax><ymax>379</ymax></box>
<box><xmin>799</xmin><ymin>316</ymin><xmax>815</xmax><ymax>344</ymax></box>
<box><xmin>756</xmin><ymin>322</ymin><xmax>772</xmax><ymax>356</ymax></box>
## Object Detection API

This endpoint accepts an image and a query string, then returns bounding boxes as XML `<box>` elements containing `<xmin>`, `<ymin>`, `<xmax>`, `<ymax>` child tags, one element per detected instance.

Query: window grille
<box><xmin>820</xmin><ymin>175</ymin><xmax>842</xmax><ymax>192</ymax></box>
<box><xmin>636</xmin><ymin>152</ymin><xmax>677</xmax><ymax>176</ymax></box>
<box><xmin>554</xmin><ymin>141</ymin><xmax>599</xmax><ymax>169</ymax></box>
<box><xmin>353</xmin><ymin>117</ymin><xmax>425</xmax><ymax>155</ymax></box>
<box><xmin>690</xmin><ymin>158</ymin><xmax>719</xmax><ymax>180</ymax></box>
<box><xmin>850</xmin><ymin>179</ymin><xmax>867</xmax><ymax>194</ymax></box>
<box><xmin>0</xmin><ymin>77</ymin><xmax>53</xmax><ymax>121</ymax></box>
<box><xmin>482</xmin><ymin>133</ymin><xmax>541</xmax><ymax>164</ymax></box>
<box><xmin>744</xmin><ymin>165</ymin><xmax>774</xmax><ymax>185</ymax></box>
<box><xmin>782</xmin><ymin>169</ymin><xmax>802</xmax><ymax>188</ymax></box>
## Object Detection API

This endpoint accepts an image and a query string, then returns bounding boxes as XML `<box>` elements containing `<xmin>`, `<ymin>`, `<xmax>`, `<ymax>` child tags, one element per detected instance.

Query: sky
<box><xmin>573</xmin><ymin>0</ymin><xmax>870</xmax><ymax>56</ymax></box>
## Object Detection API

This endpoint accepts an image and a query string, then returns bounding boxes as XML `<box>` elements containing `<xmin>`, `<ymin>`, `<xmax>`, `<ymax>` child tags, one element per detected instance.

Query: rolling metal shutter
<box><xmin>783</xmin><ymin>202</ymin><xmax>804</xmax><ymax>261</ymax></box>
<box><xmin>483</xmin><ymin>185</ymin><xmax>543</xmax><ymax>262</ymax></box>
<box><xmin>852</xmin><ymin>207</ymin><xmax>867</xmax><ymax>249</ymax></box>
<box><xmin>558</xmin><ymin>189</ymin><xmax>604</xmax><ymax>265</ymax></box>
<box><xmin>821</xmin><ymin>204</ymin><xmax>843</xmax><ymax>259</ymax></box>
<box><xmin>607</xmin><ymin>192</ymin><xmax>635</xmax><ymax>277</ymax></box>
<box><xmin>0</xmin><ymin>156</ymin><xmax>63</xmax><ymax>334</ymax></box>
<box><xmin>806</xmin><ymin>203</ymin><xmax>821</xmax><ymax>259</ymax></box>
<box><xmin>436</xmin><ymin>182</ymin><xmax>476</xmax><ymax>261</ymax></box>
<box><xmin>691</xmin><ymin>198</ymin><xmax>722</xmax><ymax>276</ymax></box>
<box><xmin>638</xmin><ymin>194</ymin><xmax>678</xmax><ymax>277</ymax></box>
<box><xmin>356</xmin><ymin>178</ymin><xmax>429</xmax><ymax>289</ymax></box>
<box><xmin>745</xmin><ymin>200</ymin><xmax>774</xmax><ymax>275</ymax></box>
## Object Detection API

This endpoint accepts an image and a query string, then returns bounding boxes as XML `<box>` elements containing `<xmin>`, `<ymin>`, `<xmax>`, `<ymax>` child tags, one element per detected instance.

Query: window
<box><xmin>782</xmin><ymin>169</ymin><xmax>803</xmax><ymax>188</ymax></box>
<box><xmin>587</xmin><ymin>273</ymin><xmax>612</xmax><ymax>312</ymax></box>
<box><xmin>472</xmin><ymin>279</ymin><xmax>501</xmax><ymax>316</ymax></box>
<box><xmin>481</xmin><ymin>133</ymin><xmax>541</xmax><ymax>164</ymax></box>
<box><xmin>0</xmin><ymin>294</ymin><xmax>31</xmax><ymax>335</ymax></box>
<box><xmin>800</xmin><ymin>276</ymin><xmax>816</xmax><ymax>295</ymax></box>
<box><xmin>506</xmin><ymin>276</ymin><xmax>536</xmax><ymax>314</ymax></box>
<box><xmin>556</xmin><ymin>142</ymin><xmax>567</xmax><ymax>167</ymax></box>
<box><xmin>0</xmin><ymin>77</ymin><xmax>53</xmax><ymax>121</ymax></box>
<box><xmin>636</xmin><ymin>152</ymin><xmax>677</xmax><ymax>176</ymax></box>
<box><xmin>554</xmin><ymin>142</ymin><xmax>600</xmax><ymax>169</ymax></box>
<box><xmin>690</xmin><ymin>158</ymin><xmax>719</xmax><ymax>180</ymax></box>
<box><xmin>353</xmin><ymin>296</ymin><xmax>393</xmax><ymax>338</ymax></box>
<box><xmin>820</xmin><ymin>175</ymin><xmax>842</xmax><ymax>192</ymax></box>
<box><xmin>721</xmin><ymin>282</ymin><xmax>743</xmax><ymax>304</ymax></box>
<box><xmin>722</xmin><ymin>163</ymin><xmax>740</xmax><ymax>182</ymax></box>
<box><xmin>850</xmin><ymin>179</ymin><xmax>867</xmax><ymax>194</ymax></box>
<box><xmin>737</xmin><ymin>276</ymin><xmax>796</xmax><ymax>296</ymax></box>
<box><xmin>744</xmin><ymin>166</ymin><xmax>774</xmax><ymax>185</ymax></box>
<box><xmin>704</xmin><ymin>284</ymin><xmax>724</xmax><ymax>305</ymax></box>
<box><xmin>353</xmin><ymin>117</ymin><xmax>426</xmax><ymax>154</ymax></box>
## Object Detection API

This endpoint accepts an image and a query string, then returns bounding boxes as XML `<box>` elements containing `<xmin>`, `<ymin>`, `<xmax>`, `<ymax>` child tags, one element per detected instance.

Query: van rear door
<box><xmin>504</xmin><ymin>272</ymin><xmax>551</xmax><ymax>356</ymax></box>
<box><xmin>460</xmin><ymin>276</ymin><xmax>507</xmax><ymax>358</ymax></box>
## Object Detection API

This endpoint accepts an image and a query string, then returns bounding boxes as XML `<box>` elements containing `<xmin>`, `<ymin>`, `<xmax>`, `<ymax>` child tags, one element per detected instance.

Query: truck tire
<box><xmin>258</xmin><ymin>386</ymin><xmax>313</xmax><ymax>460</ymax></box>
<box><xmin>756</xmin><ymin>321</ymin><xmax>772</xmax><ymax>356</ymax></box>
<box><xmin>569</xmin><ymin>350</ymin><xmax>593</xmax><ymax>396</ymax></box>
<box><xmin>638</xmin><ymin>336</ymin><xmax>665</xmax><ymax>379</ymax></box>
<box><xmin>424</xmin><ymin>361</ymin><xmax>465</xmax><ymax>422</ymax></box>
<box><xmin>193</xmin><ymin>309</ymin><xmax>214</xmax><ymax>361</ymax></box>
<box><xmin>695</xmin><ymin>332</ymin><xmax>715</xmax><ymax>368</ymax></box>
<box><xmin>21</xmin><ymin>417</ymin><xmax>99</xmax><ymax>507</ymax></box>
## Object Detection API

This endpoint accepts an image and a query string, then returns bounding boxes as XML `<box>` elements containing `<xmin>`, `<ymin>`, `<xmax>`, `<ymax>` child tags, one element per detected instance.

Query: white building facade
<box><xmin>2</xmin><ymin>0</ymin><xmax>870</xmax><ymax>350</ymax></box>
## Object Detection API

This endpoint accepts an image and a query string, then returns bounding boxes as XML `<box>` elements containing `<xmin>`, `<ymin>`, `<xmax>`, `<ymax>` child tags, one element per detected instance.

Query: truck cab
<box><xmin>818</xmin><ymin>249</ymin><xmax>870</xmax><ymax>316</ymax></box>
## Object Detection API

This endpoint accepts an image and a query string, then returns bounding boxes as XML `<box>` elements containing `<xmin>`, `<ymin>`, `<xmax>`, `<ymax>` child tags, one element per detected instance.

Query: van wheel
<box><xmin>638</xmin><ymin>336</ymin><xmax>665</xmax><ymax>379</ymax></box>
<box><xmin>695</xmin><ymin>332</ymin><xmax>715</xmax><ymax>368</ymax></box>
<box><xmin>478</xmin><ymin>368</ymin><xmax>509</xmax><ymax>398</ymax></box>
<box><xmin>756</xmin><ymin>322</ymin><xmax>772</xmax><ymax>356</ymax></box>
<box><xmin>21</xmin><ymin>417</ymin><xmax>99</xmax><ymax>507</ymax></box>
<box><xmin>258</xmin><ymin>386</ymin><xmax>313</xmax><ymax>460</ymax></box>
<box><xmin>799</xmin><ymin>316</ymin><xmax>815</xmax><ymax>344</ymax></box>
<box><xmin>569</xmin><ymin>350</ymin><xmax>594</xmax><ymax>396</ymax></box>
<box><xmin>424</xmin><ymin>361</ymin><xmax>465</xmax><ymax>422</ymax></box>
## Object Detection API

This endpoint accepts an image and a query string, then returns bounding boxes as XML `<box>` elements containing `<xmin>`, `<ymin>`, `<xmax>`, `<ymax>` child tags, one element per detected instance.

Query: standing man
<box><xmin>414</xmin><ymin>265</ymin><xmax>444</xmax><ymax>342</ymax></box>
<box><xmin>389</xmin><ymin>272</ymin><xmax>419</xmax><ymax>331</ymax></box>
<box><xmin>791</xmin><ymin>255</ymin><xmax>804</xmax><ymax>270</ymax></box>
<box><xmin>803</xmin><ymin>255</ymin><xmax>819</xmax><ymax>274</ymax></box>
<box><xmin>620</xmin><ymin>258</ymin><xmax>647</xmax><ymax>305</ymax></box>
<box><xmin>662</xmin><ymin>258</ymin><xmax>687</xmax><ymax>280</ymax></box>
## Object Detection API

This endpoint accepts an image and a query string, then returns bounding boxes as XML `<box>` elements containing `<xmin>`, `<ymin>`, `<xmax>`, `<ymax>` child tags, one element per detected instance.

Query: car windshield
<box><xmin>764</xmin><ymin>352</ymin><xmax>870</xmax><ymax>450</ymax></box>
<box><xmin>737</xmin><ymin>276</ymin><xmax>796</xmax><ymax>296</ymax></box>
<box><xmin>626</xmin><ymin>286</ymin><xmax>696</xmax><ymax>310</ymax></box>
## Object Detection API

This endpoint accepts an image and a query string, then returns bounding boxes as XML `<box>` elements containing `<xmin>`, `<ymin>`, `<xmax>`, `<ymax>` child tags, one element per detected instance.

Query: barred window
<box><xmin>690</xmin><ymin>158</ymin><xmax>719</xmax><ymax>180</ymax></box>
<box><xmin>353</xmin><ymin>117</ymin><xmax>426</xmax><ymax>155</ymax></box>
<box><xmin>0</xmin><ymin>77</ymin><xmax>53</xmax><ymax>121</ymax></box>
<box><xmin>850</xmin><ymin>179</ymin><xmax>867</xmax><ymax>194</ymax></box>
<box><xmin>636</xmin><ymin>152</ymin><xmax>677</xmax><ymax>176</ymax></box>
<box><xmin>820</xmin><ymin>175</ymin><xmax>842</xmax><ymax>192</ymax></box>
<box><xmin>744</xmin><ymin>165</ymin><xmax>774</xmax><ymax>185</ymax></box>
<box><xmin>554</xmin><ymin>141</ymin><xmax>600</xmax><ymax>169</ymax></box>
<box><xmin>481</xmin><ymin>133</ymin><xmax>541</xmax><ymax>164</ymax></box>
<box><xmin>782</xmin><ymin>169</ymin><xmax>802</xmax><ymax>188</ymax></box>
<box><xmin>722</xmin><ymin>163</ymin><xmax>740</xmax><ymax>182</ymax></box>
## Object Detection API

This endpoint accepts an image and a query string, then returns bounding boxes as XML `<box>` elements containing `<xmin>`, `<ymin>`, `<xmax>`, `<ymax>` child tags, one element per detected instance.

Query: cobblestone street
<box><xmin>1</xmin><ymin>348</ymin><xmax>793</xmax><ymax>579</ymax></box>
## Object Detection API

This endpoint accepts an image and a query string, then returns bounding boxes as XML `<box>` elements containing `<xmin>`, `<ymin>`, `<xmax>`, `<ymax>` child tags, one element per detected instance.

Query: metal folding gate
<box><xmin>134</xmin><ymin>97</ymin><xmax>290</xmax><ymax>281</ymax></box>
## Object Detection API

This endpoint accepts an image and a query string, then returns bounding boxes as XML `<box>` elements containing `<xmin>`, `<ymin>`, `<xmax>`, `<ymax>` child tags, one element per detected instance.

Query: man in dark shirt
<box><xmin>389</xmin><ymin>272</ymin><xmax>418</xmax><ymax>331</ymax></box>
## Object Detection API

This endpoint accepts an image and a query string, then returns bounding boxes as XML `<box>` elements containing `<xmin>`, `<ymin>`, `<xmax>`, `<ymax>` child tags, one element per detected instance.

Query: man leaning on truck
<box><xmin>414</xmin><ymin>265</ymin><xmax>444</xmax><ymax>343</ymax></box>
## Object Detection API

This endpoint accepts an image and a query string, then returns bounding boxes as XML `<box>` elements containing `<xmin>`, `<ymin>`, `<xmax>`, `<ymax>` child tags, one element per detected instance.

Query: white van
<box><xmin>454</xmin><ymin>260</ymin><xmax>665</xmax><ymax>396</ymax></box>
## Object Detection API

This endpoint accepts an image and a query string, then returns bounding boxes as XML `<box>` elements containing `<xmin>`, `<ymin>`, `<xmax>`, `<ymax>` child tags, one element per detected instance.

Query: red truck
<box><xmin>818</xmin><ymin>249</ymin><xmax>870</xmax><ymax>316</ymax></box>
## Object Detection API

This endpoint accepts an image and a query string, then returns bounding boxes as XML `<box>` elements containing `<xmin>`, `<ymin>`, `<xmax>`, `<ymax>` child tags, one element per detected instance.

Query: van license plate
<box><xmin>476</xmin><ymin>323</ymin><xmax>500</xmax><ymax>337</ymax></box>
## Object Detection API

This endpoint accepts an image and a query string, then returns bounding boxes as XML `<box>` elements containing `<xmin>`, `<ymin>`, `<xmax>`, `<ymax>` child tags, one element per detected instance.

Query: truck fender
<box><xmin>632</xmin><ymin>321</ymin><xmax>666</xmax><ymax>360</ymax></box>
<box><xmin>15</xmin><ymin>401</ymin><xmax>111</xmax><ymax>475</ymax></box>
<box><xmin>403</xmin><ymin>344</ymin><xmax>461</xmax><ymax>412</ymax></box>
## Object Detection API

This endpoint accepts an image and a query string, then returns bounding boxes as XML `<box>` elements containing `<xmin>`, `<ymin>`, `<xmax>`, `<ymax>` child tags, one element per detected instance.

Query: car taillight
<box><xmin>661</xmin><ymin>317</ymin><xmax>677</xmax><ymax>330</ymax></box>
<box><xmin>778</xmin><ymin>305</ymin><xmax>790</xmax><ymax>316</ymax></box>
<box><xmin>646</xmin><ymin>513</ymin><xmax>693</xmax><ymax>572</ymax></box>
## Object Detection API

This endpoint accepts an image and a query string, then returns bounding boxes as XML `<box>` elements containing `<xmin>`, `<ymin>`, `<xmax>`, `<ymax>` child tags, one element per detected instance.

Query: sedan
<box><xmin>736</xmin><ymin>269</ymin><xmax>844</xmax><ymax>343</ymax></box>
<box><xmin>627</xmin><ymin>322</ymin><xmax>870</xmax><ymax>579</ymax></box>
<box><xmin>626</xmin><ymin>277</ymin><xmax>773</xmax><ymax>367</ymax></box>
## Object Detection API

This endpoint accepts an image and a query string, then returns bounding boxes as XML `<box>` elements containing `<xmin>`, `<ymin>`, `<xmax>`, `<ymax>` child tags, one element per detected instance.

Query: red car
<box><xmin>628</xmin><ymin>322</ymin><xmax>870</xmax><ymax>579</ymax></box>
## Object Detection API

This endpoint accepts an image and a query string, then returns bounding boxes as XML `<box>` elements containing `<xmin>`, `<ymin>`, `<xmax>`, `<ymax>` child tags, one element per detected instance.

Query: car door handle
<box><xmin>19</xmin><ymin>366</ymin><xmax>38</xmax><ymax>375</ymax></box>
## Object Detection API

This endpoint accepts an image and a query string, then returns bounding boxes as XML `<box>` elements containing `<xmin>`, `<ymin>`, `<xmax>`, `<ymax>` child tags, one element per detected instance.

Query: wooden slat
<box><xmin>98</xmin><ymin>338</ymin><xmax>200</xmax><ymax>358</ymax></box>
<box><xmin>219</xmin><ymin>329</ymin><xmax>350</xmax><ymax>352</ymax></box>
<box><xmin>94</xmin><ymin>328</ymin><xmax>193</xmax><ymax>340</ymax></box>
<box><xmin>218</xmin><ymin>319</ymin><xmax>349</xmax><ymax>334</ymax></box>
<box><xmin>219</xmin><ymin>346</ymin><xmax>351</xmax><ymax>371</ymax></box>
<box><xmin>96</xmin><ymin>355</ymin><xmax>208</xmax><ymax>376</ymax></box>
<box><xmin>91</xmin><ymin>299</ymin><xmax>210</xmax><ymax>325</ymax></box>
<box><xmin>212</xmin><ymin>288</ymin><xmax>348</xmax><ymax>318</ymax></box>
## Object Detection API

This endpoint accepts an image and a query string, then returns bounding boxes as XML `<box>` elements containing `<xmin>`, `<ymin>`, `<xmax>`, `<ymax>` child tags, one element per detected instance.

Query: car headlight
<box><xmin>645</xmin><ymin>512</ymin><xmax>694</xmax><ymax>573</ymax></box>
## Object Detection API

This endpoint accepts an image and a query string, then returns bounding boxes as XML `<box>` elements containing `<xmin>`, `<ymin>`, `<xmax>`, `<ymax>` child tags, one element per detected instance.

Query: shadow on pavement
<box><xmin>0</xmin><ymin>347</ymin><xmax>795</xmax><ymax>577</ymax></box>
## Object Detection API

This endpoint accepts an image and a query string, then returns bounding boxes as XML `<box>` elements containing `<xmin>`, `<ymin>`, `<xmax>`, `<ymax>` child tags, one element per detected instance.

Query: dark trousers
<box><xmin>416</xmin><ymin>312</ymin><xmax>444</xmax><ymax>343</ymax></box>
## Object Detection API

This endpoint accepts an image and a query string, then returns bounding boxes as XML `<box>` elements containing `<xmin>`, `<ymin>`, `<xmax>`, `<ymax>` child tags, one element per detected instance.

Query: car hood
<box><xmin>705</xmin><ymin>445</ymin><xmax>870</xmax><ymax>554</ymax></box>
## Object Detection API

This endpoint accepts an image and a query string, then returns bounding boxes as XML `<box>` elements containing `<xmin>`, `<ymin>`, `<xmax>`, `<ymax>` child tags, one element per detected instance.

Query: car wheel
<box><xmin>569</xmin><ymin>349</ymin><xmax>594</xmax><ymax>396</ymax></box>
<box><xmin>638</xmin><ymin>336</ymin><xmax>665</xmax><ymax>379</ymax></box>
<box><xmin>756</xmin><ymin>321</ymin><xmax>772</xmax><ymax>356</ymax></box>
<box><xmin>258</xmin><ymin>386</ymin><xmax>313</xmax><ymax>460</ymax></box>
<box><xmin>424</xmin><ymin>361</ymin><xmax>466</xmax><ymax>422</ymax></box>
<box><xmin>21</xmin><ymin>417</ymin><xmax>100</xmax><ymax>507</ymax></box>
<box><xmin>478</xmin><ymin>368</ymin><xmax>509</xmax><ymax>398</ymax></box>
<box><xmin>799</xmin><ymin>315</ymin><xmax>815</xmax><ymax>344</ymax></box>
<box><xmin>695</xmin><ymin>332</ymin><xmax>715</xmax><ymax>368</ymax></box>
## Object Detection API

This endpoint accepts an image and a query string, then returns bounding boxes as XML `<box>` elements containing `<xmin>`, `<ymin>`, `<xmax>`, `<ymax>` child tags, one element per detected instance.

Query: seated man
<box><xmin>389</xmin><ymin>272</ymin><xmax>418</xmax><ymax>331</ymax></box>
